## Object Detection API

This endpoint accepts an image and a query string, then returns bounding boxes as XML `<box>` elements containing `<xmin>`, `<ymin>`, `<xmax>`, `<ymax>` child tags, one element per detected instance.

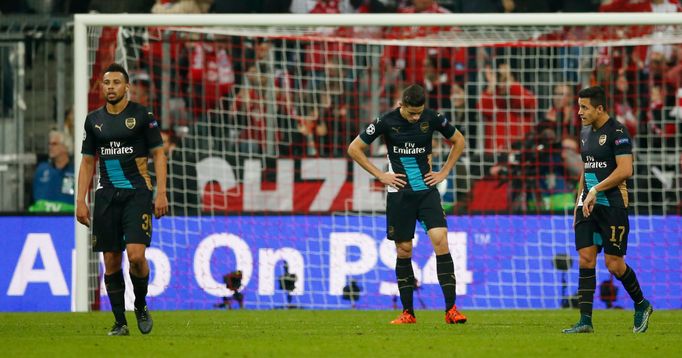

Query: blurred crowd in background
<box><xmin>1</xmin><ymin>0</ymin><xmax>681</xmax><ymax>214</ymax></box>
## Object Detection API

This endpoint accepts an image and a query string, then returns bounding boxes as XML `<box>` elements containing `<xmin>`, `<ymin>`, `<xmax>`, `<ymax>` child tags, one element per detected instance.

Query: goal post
<box><xmin>74</xmin><ymin>13</ymin><xmax>682</xmax><ymax>312</ymax></box>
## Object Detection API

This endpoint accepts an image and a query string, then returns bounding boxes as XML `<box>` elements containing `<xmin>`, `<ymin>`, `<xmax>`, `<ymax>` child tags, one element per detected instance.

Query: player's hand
<box><xmin>424</xmin><ymin>171</ymin><xmax>446</xmax><ymax>186</ymax></box>
<box><xmin>154</xmin><ymin>192</ymin><xmax>169</xmax><ymax>219</ymax></box>
<box><xmin>76</xmin><ymin>200</ymin><xmax>90</xmax><ymax>227</ymax></box>
<box><xmin>582</xmin><ymin>190</ymin><xmax>596</xmax><ymax>217</ymax></box>
<box><xmin>378</xmin><ymin>172</ymin><xmax>406</xmax><ymax>190</ymax></box>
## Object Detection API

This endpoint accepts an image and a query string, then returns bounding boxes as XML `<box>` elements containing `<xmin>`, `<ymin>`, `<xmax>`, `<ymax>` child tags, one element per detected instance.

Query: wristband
<box><xmin>589</xmin><ymin>187</ymin><xmax>598</xmax><ymax>195</ymax></box>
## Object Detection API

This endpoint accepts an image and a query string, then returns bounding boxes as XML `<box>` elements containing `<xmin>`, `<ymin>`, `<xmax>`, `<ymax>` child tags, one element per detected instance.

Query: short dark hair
<box><xmin>577</xmin><ymin>86</ymin><xmax>606</xmax><ymax>110</ymax></box>
<box><xmin>103</xmin><ymin>63</ymin><xmax>129</xmax><ymax>83</ymax></box>
<box><xmin>401</xmin><ymin>84</ymin><xmax>426</xmax><ymax>107</ymax></box>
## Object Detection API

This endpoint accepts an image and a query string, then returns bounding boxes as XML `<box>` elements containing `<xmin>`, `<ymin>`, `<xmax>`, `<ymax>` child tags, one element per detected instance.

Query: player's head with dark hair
<box><xmin>102</xmin><ymin>63</ymin><xmax>130</xmax><ymax>106</ymax></box>
<box><xmin>401</xmin><ymin>84</ymin><xmax>426</xmax><ymax>107</ymax></box>
<box><xmin>577</xmin><ymin>86</ymin><xmax>608</xmax><ymax>126</ymax></box>
<box><xmin>399</xmin><ymin>84</ymin><xmax>426</xmax><ymax>123</ymax></box>
<box><xmin>577</xmin><ymin>86</ymin><xmax>606</xmax><ymax>111</ymax></box>
<box><xmin>104</xmin><ymin>63</ymin><xmax>129</xmax><ymax>83</ymax></box>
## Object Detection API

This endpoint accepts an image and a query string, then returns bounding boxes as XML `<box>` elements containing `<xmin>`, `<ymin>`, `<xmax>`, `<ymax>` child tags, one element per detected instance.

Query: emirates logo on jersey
<box><xmin>599</xmin><ymin>134</ymin><xmax>607</xmax><ymax>146</ymax></box>
<box><xmin>125</xmin><ymin>117</ymin><xmax>136</xmax><ymax>129</ymax></box>
<box><xmin>101</xmin><ymin>141</ymin><xmax>134</xmax><ymax>155</ymax></box>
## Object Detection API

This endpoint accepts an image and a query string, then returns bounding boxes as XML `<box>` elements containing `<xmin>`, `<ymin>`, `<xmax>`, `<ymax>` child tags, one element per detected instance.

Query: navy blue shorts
<box><xmin>92</xmin><ymin>187</ymin><xmax>153</xmax><ymax>252</ymax></box>
<box><xmin>575</xmin><ymin>205</ymin><xmax>629</xmax><ymax>256</ymax></box>
<box><xmin>386</xmin><ymin>188</ymin><xmax>447</xmax><ymax>242</ymax></box>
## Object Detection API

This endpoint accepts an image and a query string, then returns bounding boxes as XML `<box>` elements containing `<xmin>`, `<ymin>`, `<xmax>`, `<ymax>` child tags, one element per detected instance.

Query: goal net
<box><xmin>74</xmin><ymin>14</ymin><xmax>682</xmax><ymax>311</ymax></box>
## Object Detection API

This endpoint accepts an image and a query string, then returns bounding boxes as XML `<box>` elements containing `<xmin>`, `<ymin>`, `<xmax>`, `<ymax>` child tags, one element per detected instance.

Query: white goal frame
<box><xmin>73</xmin><ymin>12</ymin><xmax>682</xmax><ymax>312</ymax></box>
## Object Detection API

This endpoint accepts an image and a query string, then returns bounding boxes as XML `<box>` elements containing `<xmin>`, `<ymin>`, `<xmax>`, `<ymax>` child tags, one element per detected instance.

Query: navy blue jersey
<box><xmin>81</xmin><ymin>102</ymin><xmax>163</xmax><ymax>190</ymax></box>
<box><xmin>359</xmin><ymin>108</ymin><xmax>458</xmax><ymax>192</ymax></box>
<box><xmin>579</xmin><ymin>117</ymin><xmax>633</xmax><ymax>208</ymax></box>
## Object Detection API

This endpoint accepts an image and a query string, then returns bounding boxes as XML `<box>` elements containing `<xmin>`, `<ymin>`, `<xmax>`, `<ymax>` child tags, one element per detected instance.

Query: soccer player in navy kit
<box><xmin>563</xmin><ymin>86</ymin><xmax>652</xmax><ymax>334</ymax></box>
<box><xmin>348</xmin><ymin>84</ymin><xmax>467</xmax><ymax>325</ymax></box>
<box><xmin>76</xmin><ymin>63</ymin><xmax>168</xmax><ymax>336</ymax></box>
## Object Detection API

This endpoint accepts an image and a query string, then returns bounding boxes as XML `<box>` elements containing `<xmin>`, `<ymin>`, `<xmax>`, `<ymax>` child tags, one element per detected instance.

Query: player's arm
<box><xmin>592</xmin><ymin>154</ymin><xmax>633</xmax><ymax>193</ymax></box>
<box><xmin>582</xmin><ymin>154</ymin><xmax>633</xmax><ymax>217</ymax></box>
<box><xmin>76</xmin><ymin>155</ymin><xmax>95</xmax><ymax>227</ymax></box>
<box><xmin>347</xmin><ymin>136</ymin><xmax>406</xmax><ymax>190</ymax></box>
<box><xmin>424</xmin><ymin>130</ymin><xmax>465</xmax><ymax>186</ymax></box>
<box><xmin>151</xmin><ymin>146</ymin><xmax>168</xmax><ymax>219</ymax></box>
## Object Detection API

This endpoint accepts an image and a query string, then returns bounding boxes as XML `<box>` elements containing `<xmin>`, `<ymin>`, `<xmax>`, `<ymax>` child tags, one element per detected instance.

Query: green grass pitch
<box><xmin>1</xmin><ymin>310</ymin><xmax>680</xmax><ymax>357</ymax></box>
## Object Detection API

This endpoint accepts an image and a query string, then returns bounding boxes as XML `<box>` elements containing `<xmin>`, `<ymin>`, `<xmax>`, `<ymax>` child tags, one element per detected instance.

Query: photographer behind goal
<box><xmin>215</xmin><ymin>270</ymin><xmax>243</xmax><ymax>309</ymax></box>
